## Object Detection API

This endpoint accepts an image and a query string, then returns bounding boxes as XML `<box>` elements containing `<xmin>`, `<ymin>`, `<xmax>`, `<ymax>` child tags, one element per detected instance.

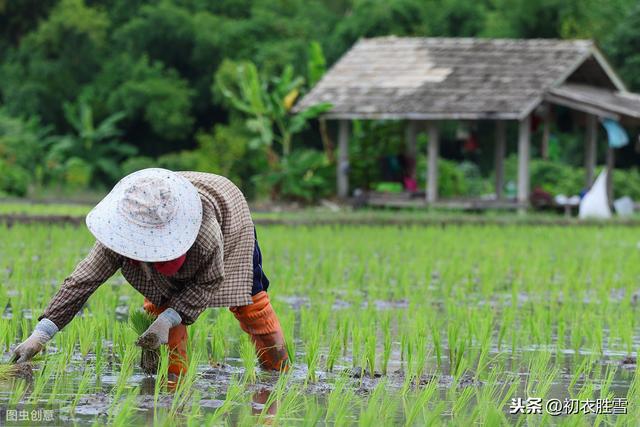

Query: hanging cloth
<box><xmin>601</xmin><ymin>119</ymin><xmax>629</xmax><ymax>148</ymax></box>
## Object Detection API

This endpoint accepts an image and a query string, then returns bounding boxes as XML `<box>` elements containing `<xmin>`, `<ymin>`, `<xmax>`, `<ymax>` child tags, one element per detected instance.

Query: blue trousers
<box><xmin>251</xmin><ymin>230</ymin><xmax>270</xmax><ymax>296</ymax></box>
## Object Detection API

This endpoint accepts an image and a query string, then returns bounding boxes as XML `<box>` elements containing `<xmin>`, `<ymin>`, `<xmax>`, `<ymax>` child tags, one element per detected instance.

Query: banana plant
<box><xmin>46</xmin><ymin>101</ymin><xmax>136</xmax><ymax>186</ymax></box>
<box><xmin>214</xmin><ymin>60</ymin><xmax>331</xmax><ymax>163</ymax></box>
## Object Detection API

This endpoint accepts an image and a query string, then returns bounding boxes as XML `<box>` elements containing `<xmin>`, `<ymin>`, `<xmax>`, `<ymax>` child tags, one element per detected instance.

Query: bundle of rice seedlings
<box><xmin>129</xmin><ymin>310</ymin><xmax>159</xmax><ymax>375</ymax></box>
<box><xmin>0</xmin><ymin>363</ymin><xmax>33</xmax><ymax>382</ymax></box>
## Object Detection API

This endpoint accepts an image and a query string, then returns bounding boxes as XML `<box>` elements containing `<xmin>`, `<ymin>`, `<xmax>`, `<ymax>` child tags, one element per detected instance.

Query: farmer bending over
<box><xmin>12</xmin><ymin>168</ymin><xmax>289</xmax><ymax>378</ymax></box>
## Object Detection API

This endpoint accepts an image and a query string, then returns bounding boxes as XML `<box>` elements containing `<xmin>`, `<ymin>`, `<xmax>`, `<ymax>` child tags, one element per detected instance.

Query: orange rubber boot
<box><xmin>143</xmin><ymin>299</ymin><xmax>188</xmax><ymax>377</ymax></box>
<box><xmin>230</xmin><ymin>291</ymin><xmax>289</xmax><ymax>371</ymax></box>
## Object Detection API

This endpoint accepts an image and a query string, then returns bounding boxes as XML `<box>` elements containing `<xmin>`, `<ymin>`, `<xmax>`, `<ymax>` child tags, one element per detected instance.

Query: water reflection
<box><xmin>252</xmin><ymin>387</ymin><xmax>277</xmax><ymax>419</ymax></box>
<box><xmin>139</xmin><ymin>376</ymin><xmax>156</xmax><ymax>394</ymax></box>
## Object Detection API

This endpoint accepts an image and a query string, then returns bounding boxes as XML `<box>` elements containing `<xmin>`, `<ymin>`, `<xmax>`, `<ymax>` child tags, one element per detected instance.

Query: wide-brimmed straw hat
<box><xmin>86</xmin><ymin>168</ymin><xmax>203</xmax><ymax>262</ymax></box>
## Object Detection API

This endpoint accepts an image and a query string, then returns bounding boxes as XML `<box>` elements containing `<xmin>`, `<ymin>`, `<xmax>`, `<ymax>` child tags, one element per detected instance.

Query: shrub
<box><xmin>121</xmin><ymin>156</ymin><xmax>157</xmax><ymax>175</ymax></box>
<box><xmin>260</xmin><ymin>149</ymin><xmax>333</xmax><ymax>202</ymax></box>
<box><xmin>0</xmin><ymin>109</ymin><xmax>51</xmax><ymax>195</ymax></box>
<box><xmin>458</xmin><ymin>161</ymin><xmax>493</xmax><ymax>196</ymax></box>
<box><xmin>438</xmin><ymin>159</ymin><xmax>468</xmax><ymax>197</ymax></box>
<box><xmin>157</xmin><ymin>150</ymin><xmax>200</xmax><ymax>171</ymax></box>
<box><xmin>530</xmin><ymin>159</ymin><xmax>585</xmax><ymax>195</ymax></box>
<box><xmin>418</xmin><ymin>157</ymin><xmax>468</xmax><ymax>197</ymax></box>
<box><xmin>504</xmin><ymin>154</ymin><xmax>640</xmax><ymax>200</ymax></box>
<box><xmin>64</xmin><ymin>157</ymin><xmax>92</xmax><ymax>190</ymax></box>
<box><xmin>613</xmin><ymin>168</ymin><xmax>640</xmax><ymax>200</ymax></box>
<box><xmin>504</xmin><ymin>155</ymin><xmax>584</xmax><ymax>196</ymax></box>
<box><xmin>0</xmin><ymin>159</ymin><xmax>30</xmax><ymax>196</ymax></box>
<box><xmin>194</xmin><ymin>121</ymin><xmax>249</xmax><ymax>183</ymax></box>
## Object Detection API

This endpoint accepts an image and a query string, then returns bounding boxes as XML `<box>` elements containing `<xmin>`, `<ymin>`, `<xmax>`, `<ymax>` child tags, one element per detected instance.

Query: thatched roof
<box><xmin>295</xmin><ymin>36</ymin><xmax>628</xmax><ymax>120</ymax></box>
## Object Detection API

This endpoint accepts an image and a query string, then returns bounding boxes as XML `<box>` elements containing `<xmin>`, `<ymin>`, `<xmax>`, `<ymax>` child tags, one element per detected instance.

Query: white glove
<box><xmin>12</xmin><ymin>319</ymin><xmax>58</xmax><ymax>363</ymax></box>
<box><xmin>136</xmin><ymin>308</ymin><xmax>182</xmax><ymax>349</ymax></box>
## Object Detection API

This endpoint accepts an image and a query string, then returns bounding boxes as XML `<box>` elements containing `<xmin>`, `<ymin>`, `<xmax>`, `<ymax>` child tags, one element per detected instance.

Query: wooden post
<box><xmin>405</xmin><ymin>121</ymin><xmax>417</xmax><ymax>180</ymax></box>
<box><xmin>495</xmin><ymin>120</ymin><xmax>506</xmax><ymax>199</ymax></box>
<box><xmin>606</xmin><ymin>146</ymin><xmax>615</xmax><ymax>203</ymax></box>
<box><xmin>426</xmin><ymin>122</ymin><xmax>439</xmax><ymax>203</ymax></box>
<box><xmin>517</xmin><ymin>115</ymin><xmax>531</xmax><ymax>206</ymax></box>
<box><xmin>541</xmin><ymin>104</ymin><xmax>550</xmax><ymax>160</ymax></box>
<box><xmin>585</xmin><ymin>113</ymin><xmax>597</xmax><ymax>188</ymax></box>
<box><xmin>337</xmin><ymin>120</ymin><xmax>350</xmax><ymax>198</ymax></box>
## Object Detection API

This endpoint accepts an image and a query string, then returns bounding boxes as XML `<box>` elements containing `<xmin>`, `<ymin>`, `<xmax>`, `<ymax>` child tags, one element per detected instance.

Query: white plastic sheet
<box><xmin>579</xmin><ymin>170</ymin><xmax>612</xmax><ymax>219</ymax></box>
<box><xmin>614</xmin><ymin>196</ymin><xmax>634</xmax><ymax>217</ymax></box>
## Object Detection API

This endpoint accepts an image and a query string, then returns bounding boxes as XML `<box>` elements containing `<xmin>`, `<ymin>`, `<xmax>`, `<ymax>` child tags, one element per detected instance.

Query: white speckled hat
<box><xmin>86</xmin><ymin>168</ymin><xmax>203</xmax><ymax>262</ymax></box>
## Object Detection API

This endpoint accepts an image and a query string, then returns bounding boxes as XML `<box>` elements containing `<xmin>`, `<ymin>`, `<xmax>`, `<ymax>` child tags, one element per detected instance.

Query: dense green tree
<box><xmin>482</xmin><ymin>0</ymin><xmax>636</xmax><ymax>40</ymax></box>
<box><xmin>425</xmin><ymin>0</ymin><xmax>488</xmax><ymax>37</ymax></box>
<box><xmin>1</xmin><ymin>0</ymin><xmax>108</xmax><ymax>128</ymax></box>
<box><xmin>604</xmin><ymin>2</ymin><xmax>640</xmax><ymax>92</ymax></box>
<box><xmin>0</xmin><ymin>0</ymin><xmax>639</xmax><ymax>197</ymax></box>
<box><xmin>329</xmin><ymin>0</ymin><xmax>430</xmax><ymax>61</ymax></box>
<box><xmin>103</xmin><ymin>55</ymin><xmax>194</xmax><ymax>145</ymax></box>
<box><xmin>0</xmin><ymin>0</ymin><xmax>57</xmax><ymax>50</ymax></box>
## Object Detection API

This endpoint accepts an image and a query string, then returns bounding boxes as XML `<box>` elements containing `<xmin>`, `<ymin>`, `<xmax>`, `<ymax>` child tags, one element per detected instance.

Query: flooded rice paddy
<box><xmin>1</xmin><ymin>224</ymin><xmax>640</xmax><ymax>425</ymax></box>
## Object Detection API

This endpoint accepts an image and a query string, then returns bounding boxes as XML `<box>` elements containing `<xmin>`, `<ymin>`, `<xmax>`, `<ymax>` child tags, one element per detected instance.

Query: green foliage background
<box><xmin>1</xmin><ymin>0</ymin><xmax>639</xmax><ymax>200</ymax></box>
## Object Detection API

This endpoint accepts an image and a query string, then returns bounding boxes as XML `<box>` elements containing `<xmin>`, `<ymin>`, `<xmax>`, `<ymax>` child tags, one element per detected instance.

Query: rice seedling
<box><xmin>350</xmin><ymin>324</ymin><xmax>364</xmax><ymax>371</ymax></box>
<box><xmin>77</xmin><ymin>318</ymin><xmax>96</xmax><ymax>357</ymax></box>
<box><xmin>0</xmin><ymin>362</ymin><xmax>33</xmax><ymax>382</ymax></box>
<box><xmin>525</xmin><ymin>350</ymin><xmax>557</xmax><ymax>399</ymax></box>
<box><xmin>8</xmin><ymin>379</ymin><xmax>27</xmax><ymax>406</ymax></box>
<box><xmin>450</xmin><ymin>386</ymin><xmax>475</xmax><ymax>419</ymax></box>
<box><xmin>27</xmin><ymin>359</ymin><xmax>54</xmax><ymax>403</ymax></box>
<box><xmin>110</xmin><ymin>343</ymin><xmax>137</xmax><ymax>413</ymax></box>
<box><xmin>326</xmin><ymin>329</ymin><xmax>343</xmax><ymax>372</ymax></box>
<box><xmin>206</xmin><ymin>375</ymin><xmax>245</xmax><ymax>425</ymax></box>
<box><xmin>381</xmin><ymin>314</ymin><xmax>392</xmax><ymax>375</ymax></box>
<box><xmin>209</xmin><ymin>324</ymin><xmax>225</xmax><ymax>363</ymax></box>
<box><xmin>239</xmin><ymin>335</ymin><xmax>257</xmax><ymax>383</ymax></box>
<box><xmin>359</xmin><ymin>379</ymin><xmax>398</xmax><ymax>426</ymax></box>
<box><xmin>168</xmin><ymin>350</ymin><xmax>203</xmax><ymax>419</ymax></box>
<box><xmin>186</xmin><ymin>390</ymin><xmax>203</xmax><ymax>427</ymax></box>
<box><xmin>447</xmin><ymin>321</ymin><xmax>468</xmax><ymax>379</ymax></box>
<box><xmin>278</xmin><ymin>307</ymin><xmax>296</xmax><ymax>365</ymax></box>
<box><xmin>129</xmin><ymin>309</ymin><xmax>158</xmax><ymax>375</ymax></box>
<box><xmin>325</xmin><ymin>373</ymin><xmax>355</xmax><ymax>426</ymax></box>
<box><xmin>258</xmin><ymin>371</ymin><xmax>305</xmax><ymax>424</ymax></box>
<box><xmin>299</xmin><ymin>397</ymin><xmax>323</xmax><ymax>427</ymax></box>
<box><xmin>406</xmin><ymin>331</ymin><xmax>430</xmax><ymax>385</ymax></box>
<box><xmin>472</xmin><ymin>369</ymin><xmax>520</xmax><ymax>424</ymax></box>
<box><xmin>364</xmin><ymin>325</ymin><xmax>377</xmax><ymax>377</ymax></box>
<box><xmin>94</xmin><ymin>333</ymin><xmax>104</xmax><ymax>379</ymax></box>
<box><xmin>111</xmin><ymin>389</ymin><xmax>140</xmax><ymax>427</ymax></box>
<box><xmin>71</xmin><ymin>367</ymin><xmax>93</xmax><ymax>413</ymax></box>
<box><xmin>304</xmin><ymin>331</ymin><xmax>320</xmax><ymax>383</ymax></box>
<box><xmin>153</xmin><ymin>346</ymin><xmax>170</xmax><ymax>424</ymax></box>
<box><xmin>46</xmin><ymin>369</ymin><xmax>67</xmax><ymax>406</ymax></box>
<box><xmin>568</xmin><ymin>353</ymin><xmax>598</xmax><ymax>394</ymax></box>
<box><xmin>402</xmin><ymin>378</ymin><xmax>438</xmax><ymax>426</ymax></box>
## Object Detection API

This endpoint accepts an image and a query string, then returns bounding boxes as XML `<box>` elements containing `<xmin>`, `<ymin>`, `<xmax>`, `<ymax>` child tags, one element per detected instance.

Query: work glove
<box><xmin>136</xmin><ymin>308</ymin><xmax>182</xmax><ymax>350</ymax></box>
<box><xmin>11</xmin><ymin>319</ymin><xmax>59</xmax><ymax>364</ymax></box>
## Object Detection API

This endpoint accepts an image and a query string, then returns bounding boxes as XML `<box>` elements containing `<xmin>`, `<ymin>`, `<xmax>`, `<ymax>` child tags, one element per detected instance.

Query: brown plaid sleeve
<box><xmin>178</xmin><ymin>172</ymin><xmax>255</xmax><ymax>308</ymax></box>
<box><xmin>39</xmin><ymin>241</ymin><xmax>122</xmax><ymax>330</ymax></box>
<box><xmin>167</xmin><ymin>226</ymin><xmax>225</xmax><ymax>324</ymax></box>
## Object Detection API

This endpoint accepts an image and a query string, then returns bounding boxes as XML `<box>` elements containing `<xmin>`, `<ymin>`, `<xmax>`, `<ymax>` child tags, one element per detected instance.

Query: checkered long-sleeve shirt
<box><xmin>39</xmin><ymin>172</ymin><xmax>255</xmax><ymax>329</ymax></box>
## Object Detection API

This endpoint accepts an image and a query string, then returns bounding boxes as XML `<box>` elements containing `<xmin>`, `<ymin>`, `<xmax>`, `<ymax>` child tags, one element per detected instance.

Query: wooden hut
<box><xmin>294</xmin><ymin>37</ymin><xmax>640</xmax><ymax>208</ymax></box>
